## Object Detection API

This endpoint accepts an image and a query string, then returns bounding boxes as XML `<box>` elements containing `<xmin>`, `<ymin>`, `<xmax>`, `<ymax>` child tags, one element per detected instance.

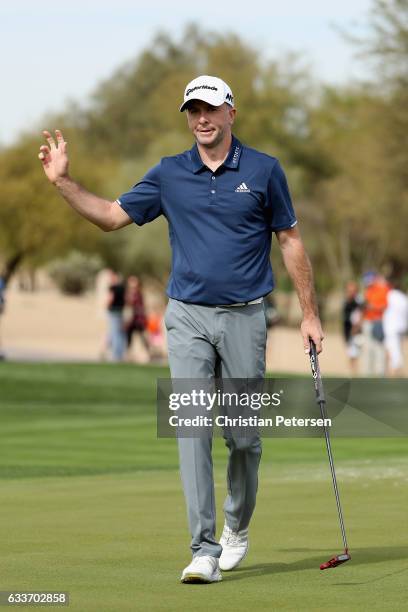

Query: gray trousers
<box><xmin>164</xmin><ymin>298</ymin><xmax>266</xmax><ymax>558</ymax></box>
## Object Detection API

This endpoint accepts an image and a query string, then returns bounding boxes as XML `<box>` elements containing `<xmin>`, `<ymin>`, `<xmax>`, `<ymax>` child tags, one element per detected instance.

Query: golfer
<box><xmin>38</xmin><ymin>75</ymin><xmax>324</xmax><ymax>584</ymax></box>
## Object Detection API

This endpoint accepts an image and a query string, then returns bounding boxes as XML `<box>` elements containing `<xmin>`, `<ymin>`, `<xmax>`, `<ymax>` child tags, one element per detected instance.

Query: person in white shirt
<box><xmin>383</xmin><ymin>279</ymin><xmax>408</xmax><ymax>376</ymax></box>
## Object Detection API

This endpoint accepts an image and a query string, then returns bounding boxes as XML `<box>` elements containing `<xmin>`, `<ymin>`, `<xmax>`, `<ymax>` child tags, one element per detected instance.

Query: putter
<box><xmin>309</xmin><ymin>339</ymin><xmax>351</xmax><ymax>570</ymax></box>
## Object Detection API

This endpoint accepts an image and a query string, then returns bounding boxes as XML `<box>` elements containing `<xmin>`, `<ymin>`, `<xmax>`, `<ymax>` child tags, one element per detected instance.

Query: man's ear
<box><xmin>229</xmin><ymin>107</ymin><xmax>237</xmax><ymax>125</ymax></box>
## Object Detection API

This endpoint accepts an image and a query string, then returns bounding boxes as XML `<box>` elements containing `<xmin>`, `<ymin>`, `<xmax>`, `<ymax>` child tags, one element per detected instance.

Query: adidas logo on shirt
<box><xmin>235</xmin><ymin>182</ymin><xmax>250</xmax><ymax>192</ymax></box>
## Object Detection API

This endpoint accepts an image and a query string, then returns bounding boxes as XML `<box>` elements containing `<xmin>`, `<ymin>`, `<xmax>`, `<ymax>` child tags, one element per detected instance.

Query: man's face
<box><xmin>185</xmin><ymin>101</ymin><xmax>236</xmax><ymax>148</ymax></box>
<box><xmin>346</xmin><ymin>281</ymin><xmax>358</xmax><ymax>298</ymax></box>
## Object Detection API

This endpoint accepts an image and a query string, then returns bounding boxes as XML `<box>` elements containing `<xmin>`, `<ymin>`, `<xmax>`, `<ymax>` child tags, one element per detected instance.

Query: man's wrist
<box><xmin>54</xmin><ymin>174</ymin><xmax>71</xmax><ymax>188</ymax></box>
<box><xmin>302</xmin><ymin>311</ymin><xmax>319</xmax><ymax>321</ymax></box>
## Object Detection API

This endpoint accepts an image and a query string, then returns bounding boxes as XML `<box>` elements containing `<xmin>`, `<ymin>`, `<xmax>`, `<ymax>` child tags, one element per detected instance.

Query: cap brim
<box><xmin>179</xmin><ymin>91</ymin><xmax>227</xmax><ymax>112</ymax></box>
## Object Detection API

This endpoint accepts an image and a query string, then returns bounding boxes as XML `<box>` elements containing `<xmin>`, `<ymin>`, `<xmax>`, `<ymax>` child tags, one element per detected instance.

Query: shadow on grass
<box><xmin>334</xmin><ymin>566</ymin><xmax>408</xmax><ymax>586</ymax></box>
<box><xmin>224</xmin><ymin>546</ymin><xmax>408</xmax><ymax>582</ymax></box>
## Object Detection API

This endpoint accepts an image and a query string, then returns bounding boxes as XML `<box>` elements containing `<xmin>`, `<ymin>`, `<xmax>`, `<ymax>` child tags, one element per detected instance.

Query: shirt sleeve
<box><xmin>116</xmin><ymin>162</ymin><xmax>162</xmax><ymax>226</ymax></box>
<box><xmin>267</xmin><ymin>160</ymin><xmax>297</xmax><ymax>232</ymax></box>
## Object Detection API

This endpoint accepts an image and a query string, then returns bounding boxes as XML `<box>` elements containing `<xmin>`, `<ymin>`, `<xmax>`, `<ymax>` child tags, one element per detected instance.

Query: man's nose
<box><xmin>198</xmin><ymin>113</ymin><xmax>209</xmax><ymax>124</ymax></box>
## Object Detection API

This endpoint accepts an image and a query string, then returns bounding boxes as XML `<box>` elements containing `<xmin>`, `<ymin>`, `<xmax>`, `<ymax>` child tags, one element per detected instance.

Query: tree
<box><xmin>347</xmin><ymin>0</ymin><xmax>408</xmax><ymax>276</ymax></box>
<box><xmin>4</xmin><ymin>17</ymin><xmax>406</xmax><ymax>296</ymax></box>
<box><xmin>0</xmin><ymin>133</ymin><xmax>113</xmax><ymax>281</ymax></box>
<box><xmin>71</xmin><ymin>25</ymin><xmax>325</xmax><ymax>286</ymax></box>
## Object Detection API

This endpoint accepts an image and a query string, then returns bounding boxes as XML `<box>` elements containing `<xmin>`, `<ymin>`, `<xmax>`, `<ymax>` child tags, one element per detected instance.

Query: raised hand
<box><xmin>38</xmin><ymin>129</ymin><xmax>69</xmax><ymax>184</ymax></box>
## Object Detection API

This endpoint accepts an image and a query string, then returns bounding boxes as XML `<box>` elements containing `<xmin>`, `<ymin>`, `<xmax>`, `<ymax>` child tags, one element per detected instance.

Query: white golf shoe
<box><xmin>219</xmin><ymin>524</ymin><xmax>249</xmax><ymax>571</ymax></box>
<box><xmin>181</xmin><ymin>555</ymin><xmax>222</xmax><ymax>584</ymax></box>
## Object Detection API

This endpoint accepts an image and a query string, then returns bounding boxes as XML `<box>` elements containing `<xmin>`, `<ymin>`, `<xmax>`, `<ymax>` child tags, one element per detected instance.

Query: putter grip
<box><xmin>309</xmin><ymin>340</ymin><xmax>325</xmax><ymax>403</ymax></box>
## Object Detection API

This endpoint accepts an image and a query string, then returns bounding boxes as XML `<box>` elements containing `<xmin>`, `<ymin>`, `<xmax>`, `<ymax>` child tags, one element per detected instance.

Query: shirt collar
<box><xmin>189</xmin><ymin>135</ymin><xmax>243</xmax><ymax>174</ymax></box>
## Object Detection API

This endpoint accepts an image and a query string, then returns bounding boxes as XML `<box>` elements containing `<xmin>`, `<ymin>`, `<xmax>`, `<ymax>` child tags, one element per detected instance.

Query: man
<box><xmin>106</xmin><ymin>270</ymin><xmax>126</xmax><ymax>362</ymax></box>
<box><xmin>383</xmin><ymin>278</ymin><xmax>408</xmax><ymax>377</ymax></box>
<box><xmin>361</xmin><ymin>271</ymin><xmax>389</xmax><ymax>376</ymax></box>
<box><xmin>39</xmin><ymin>75</ymin><xmax>323</xmax><ymax>584</ymax></box>
<box><xmin>342</xmin><ymin>281</ymin><xmax>363</xmax><ymax>376</ymax></box>
<box><xmin>124</xmin><ymin>275</ymin><xmax>150</xmax><ymax>362</ymax></box>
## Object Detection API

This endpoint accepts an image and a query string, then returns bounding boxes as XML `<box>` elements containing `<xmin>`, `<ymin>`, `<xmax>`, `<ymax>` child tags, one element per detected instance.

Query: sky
<box><xmin>1</xmin><ymin>0</ymin><xmax>372</xmax><ymax>146</ymax></box>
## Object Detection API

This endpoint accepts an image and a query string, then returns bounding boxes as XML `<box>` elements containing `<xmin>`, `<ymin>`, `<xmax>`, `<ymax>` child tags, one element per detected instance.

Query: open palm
<box><xmin>38</xmin><ymin>130</ymin><xmax>69</xmax><ymax>184</ymax></box>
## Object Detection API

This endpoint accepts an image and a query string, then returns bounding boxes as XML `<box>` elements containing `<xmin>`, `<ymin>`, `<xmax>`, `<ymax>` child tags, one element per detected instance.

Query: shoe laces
<box><xmin>224</xmin><ymin>525</ymin><xmax>247</xmax><ymax>546</ymax></box>
<box><xmin>191</xmin><ymin>555</ymin><xmax>216</xmax><ymax>569</ymax></box>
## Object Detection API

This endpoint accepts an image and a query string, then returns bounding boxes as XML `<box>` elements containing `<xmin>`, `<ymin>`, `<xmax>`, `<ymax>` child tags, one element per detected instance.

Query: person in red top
<box><xmin>362</xmin><ymin>272</ymin><xmax>390</xmax><ymax>375</ymax></box>
<box><xmin>124</xmin><ymin>276</ymin><xmax>150</xmax><ymax>361</ymax></box>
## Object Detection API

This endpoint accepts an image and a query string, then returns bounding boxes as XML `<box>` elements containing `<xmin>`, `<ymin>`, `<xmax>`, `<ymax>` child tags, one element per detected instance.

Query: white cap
<box><xmin>179</xmin><ymin>75</ymin><xmax>234</xmax><ymax>112</ymax></box>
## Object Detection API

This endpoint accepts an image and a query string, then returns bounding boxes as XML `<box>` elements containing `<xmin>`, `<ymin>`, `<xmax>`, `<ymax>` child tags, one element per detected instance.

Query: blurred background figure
<box><xmin>264</xmin><ymin>293</ymin><xmax>281</xmax><ymax>360</ymax></box>
<box><xmin>106</xmin><ymin>270</ymin><xmax>126</xmax><ymax>362</ymax></box>
<box><xmin>264</xmin><ymin>293</ymin><xmax>281</xmax><ymax>329</ymax></box>
<box><xmin>124</xmin><ymin>276</ymin><xmax>150</xmax><ymax>363</ymax></box>
<box><xmin>361</xmin><ymin>271</ymin><xmax>390</xmax><ymax>376</ymax></box>
<box><xmin>146</xmin><ymin>305</ymin><xmax>166</xmax><ymax>362</ymax></box>
<box><xmin>383</xmin><ymin>277</ymin><xmax>408</xmax><ymax>377</ymax></box>
<box><xmin>342</xmin><ymin>281</ymin><xmax>363</xmax><ymax>376</ymax></box>
<box><xmin>0</xmin><ymin>272</ymin><xmax>6</xmax><ymax>360</ymax></box>
<box><xmin>96</xmin><ymin>268</ymin><xmax>113</xmax><ymax>361</ymax></box>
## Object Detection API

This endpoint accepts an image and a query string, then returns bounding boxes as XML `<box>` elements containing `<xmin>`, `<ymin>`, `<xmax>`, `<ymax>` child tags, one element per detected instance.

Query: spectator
<box><xmin>146</xmin><ymin>307</ymin><xmax>166</xmax><ymax>361</ymax></box>
<box><xmin>383</xmin><ymin>278</ymin><xmax>408</xmax><ymax>377</ymax></box>
<box><xmin>106</xmin><ymin>270</ymin><xmax>126</xmax><ymax>361</ymax></box>
<box><xmin>264</xmin><ymin>293</ymin><xmax>280</xmax><ymax>330</ymax></box>
<box><xmin>361</xmin><ymin>271</ymin><xmax>390</xmax><ymax>376</ymax></box>
<box><xmin>342</xmin><ymin>281</ymin><xmax>363</xmax><ymax>376</ymax></box>
<box><xmin>124</xmin><ymin>276</ymin><xmax>150</xmax><ymax>362</ymax></box>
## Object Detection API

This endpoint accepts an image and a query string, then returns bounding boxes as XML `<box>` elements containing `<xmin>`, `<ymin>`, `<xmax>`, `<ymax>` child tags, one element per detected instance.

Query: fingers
<box><xmin>313</xmin><ymin>334</ymin><xmax>323</xmax><ymax>354</ymax></box>
<box><xmin>38</xmin><ymin>145</ymin><xmax>49</xmax><ymax>162</ymax></box>
<box><xmin>43</xmin><ymin>130</ymin><xmax>56</xmax><ymax>149</ymax></box>
<box><xmin>39</xmin><ymin>129</ymin><xmax>67</xmax><ymax>165</ymax></box>
<box><xmin>56</xmin><ymin>129</ymin><xmax>68</xmax><ymax>153</ymax></box>
<box><xmin>302</xmin><ymin>331</ymin><xmax>311</xmax><ymax>355</ymax></box>
<box><xmin>42</xmin><ymin>129</ymin><xmax>66</xmax><ymax>150</ymax></box>
<box><xmin>301</xmin><ymin>319</ymin><xmax>324</xmax><ymax>355</ymax></box>
<box><xmin>305</xmin><ymin>333</ymin><xmax>323</xmax><ymax>354</ymax></box>
<box><xmin>55</xmin><ymin>129</ymin><xmax>66</xmax><ymax>147</ymax></box>
<box><xmin>38</xmin><ymin>144</ymin><xmax>50</xmax><ymax>163</ymax></box>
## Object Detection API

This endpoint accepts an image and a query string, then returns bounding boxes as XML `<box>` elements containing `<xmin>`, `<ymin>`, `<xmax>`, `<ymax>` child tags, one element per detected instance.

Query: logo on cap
<box><xmin>186</xmin><ymin>85</ymin><xmax>218</xmax><ymax>97</ymax></box>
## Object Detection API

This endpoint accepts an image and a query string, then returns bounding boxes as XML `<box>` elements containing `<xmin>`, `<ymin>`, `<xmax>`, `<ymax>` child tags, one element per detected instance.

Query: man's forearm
<box><xmin>281</xmin><ymin>240</ymin><xmax>319</xmax><ymax>319</ymax></box>
<box><xmin>277</xmin><ymin>227</ymin><xmax>324</xmax><ymax>352</ymax></box>
<box><xmin>54</xmin><ymin>176</ymin><xmax>114</xmax><ymax>231</ymax></box>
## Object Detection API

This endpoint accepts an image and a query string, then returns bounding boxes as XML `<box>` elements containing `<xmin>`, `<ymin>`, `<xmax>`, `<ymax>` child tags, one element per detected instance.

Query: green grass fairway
<box><xmin>0</xmin><ymin>362</ymin><xmax>407</xmax><ymax>611</ymax></box>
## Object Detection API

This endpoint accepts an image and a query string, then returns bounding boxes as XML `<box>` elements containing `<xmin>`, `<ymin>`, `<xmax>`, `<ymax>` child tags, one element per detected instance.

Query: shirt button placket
<box><xmin>210</xmin><ymin>174</ymin><xmax>216</xmax><ymax>202</ymax></box>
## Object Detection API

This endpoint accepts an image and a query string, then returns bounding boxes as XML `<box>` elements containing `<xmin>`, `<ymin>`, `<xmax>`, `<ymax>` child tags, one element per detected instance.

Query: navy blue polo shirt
<box><xmin>117</xmin><ymin>135</ymin><xmax>297</xmax><ymax>305</ymax></box>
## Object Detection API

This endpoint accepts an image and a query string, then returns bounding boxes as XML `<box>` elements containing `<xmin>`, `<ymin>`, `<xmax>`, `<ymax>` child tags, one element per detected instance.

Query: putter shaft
<box><xmin>309</xmin><ymin>340</ymin><xmax>349</xmax><ymax>553</ymax></box>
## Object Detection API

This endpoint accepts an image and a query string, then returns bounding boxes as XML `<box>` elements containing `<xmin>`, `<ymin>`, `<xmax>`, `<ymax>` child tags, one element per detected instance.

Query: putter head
<box><xmin>320</xmin><ymin>551</ymin><xmax>351</xmax><ymax>570</ymax></box>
